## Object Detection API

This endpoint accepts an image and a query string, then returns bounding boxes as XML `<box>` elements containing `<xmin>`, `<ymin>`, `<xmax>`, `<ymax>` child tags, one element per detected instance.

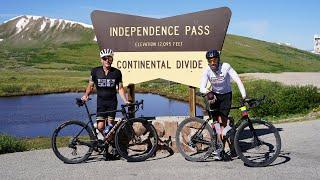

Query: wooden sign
<box><xmin>91</xmin><ymin>7</ymin><xmax>231</xmax><ymax>87</ymax></box>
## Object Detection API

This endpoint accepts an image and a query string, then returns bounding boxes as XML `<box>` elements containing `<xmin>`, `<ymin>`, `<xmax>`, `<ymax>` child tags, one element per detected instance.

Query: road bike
<box><xmin>52</xmin><ymin>98</ymin><xmax>158</xmax><ymax>164</ymax></box>
<box><xmin>175</xmin><ymin>93</ymin><xmax>281</xmax><ymax>167</ymax></box>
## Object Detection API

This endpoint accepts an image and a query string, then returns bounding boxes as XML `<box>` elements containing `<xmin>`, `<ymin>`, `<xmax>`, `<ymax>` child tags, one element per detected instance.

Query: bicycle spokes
<box><xmin>176</xmin><ymin>118</ymin><xmax>215</xmax><ymax>161</ymax></box>
<box><xmin>235</xmin><ymin>121</ymin><xmax>281</xmax><ymax>166</ymax></box>
<box><xmin>52</xmin><ymin>122</ymin><xmax>94</xmax><ymax>163</ymax></box>
<box><xmin>117</xmin><ymin>121</ymin><xmax>157</xmax><ymax>157</ymax></box>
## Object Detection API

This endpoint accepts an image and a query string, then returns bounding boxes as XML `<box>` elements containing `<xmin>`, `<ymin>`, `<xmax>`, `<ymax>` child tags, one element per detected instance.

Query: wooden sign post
<box><xmin>189</xmin><ymin>86</ymin><xmax>196</xmax><ymax>117</ymax></box>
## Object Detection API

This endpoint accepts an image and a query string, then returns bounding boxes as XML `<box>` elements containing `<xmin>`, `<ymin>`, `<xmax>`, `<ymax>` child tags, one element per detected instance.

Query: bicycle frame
<box><xmin>191</xmin><ymin>94</ymin><xmax>264</xmax><ymax>146</ymax></box>
<box><xmin>73</xmin><ymin>99</ymin><xmax>143</xmax><ymax>146</ymax></box>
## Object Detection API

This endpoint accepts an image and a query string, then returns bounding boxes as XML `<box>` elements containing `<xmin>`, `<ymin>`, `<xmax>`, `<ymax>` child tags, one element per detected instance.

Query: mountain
<box><xmin>0</xmin><ymin>15</ymin><xmax>95</xmax><ymax>46</ymax></box>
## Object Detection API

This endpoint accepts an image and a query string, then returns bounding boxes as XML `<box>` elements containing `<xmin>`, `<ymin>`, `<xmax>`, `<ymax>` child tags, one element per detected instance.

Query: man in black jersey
<box><xmin>81</xmin><ymin>48</ymin><xmax>129</xmax><ymax>141</ymax></box>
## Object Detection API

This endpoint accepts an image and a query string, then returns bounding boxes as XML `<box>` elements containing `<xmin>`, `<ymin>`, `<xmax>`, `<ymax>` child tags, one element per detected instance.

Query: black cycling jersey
<box><xmin>91</xmin><ymin>66</ymin><xmax>122</xmax><ymax>101</ymax></box>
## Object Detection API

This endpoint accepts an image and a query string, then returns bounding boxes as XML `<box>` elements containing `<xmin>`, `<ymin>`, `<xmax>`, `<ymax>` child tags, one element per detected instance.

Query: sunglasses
<box><xmin>102</xmin><ymin>56</ymin><xmax>113</xmax><ymax>61</ymax></box>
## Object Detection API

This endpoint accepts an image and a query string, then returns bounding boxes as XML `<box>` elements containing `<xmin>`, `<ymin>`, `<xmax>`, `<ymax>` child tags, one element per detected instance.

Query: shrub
<box><xmin>0</xmin><ymin>134</ymin><xmax>28</xmax><ymax>154</ymax></box>
<box><xmin>232</xmin><ymin>80</ymin><xmax>320</xmax><ymax>118</ymax></box>
<box><xmin>1</xmin><ymin>84</ymin><xmax>22</xmax><ymax>94</ymax></box>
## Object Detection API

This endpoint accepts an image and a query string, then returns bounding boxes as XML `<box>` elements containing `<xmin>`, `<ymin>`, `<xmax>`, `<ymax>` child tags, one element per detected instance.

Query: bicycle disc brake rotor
<box><xmin>189</xmin><ymin>134</ymin><xmax>203</xmax><ymax>148</ymax></box>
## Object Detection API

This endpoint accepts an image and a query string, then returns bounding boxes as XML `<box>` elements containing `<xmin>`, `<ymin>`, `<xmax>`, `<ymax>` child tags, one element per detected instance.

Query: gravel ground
<box><xmin>0</xmin><ymin>120</ymin><xmax>320</xmax><ymax>180</ymax></box>
<box><xmin>241</xmin><ymin>72</ymin><xmax>320</xmax><ymax>88</ymax></box>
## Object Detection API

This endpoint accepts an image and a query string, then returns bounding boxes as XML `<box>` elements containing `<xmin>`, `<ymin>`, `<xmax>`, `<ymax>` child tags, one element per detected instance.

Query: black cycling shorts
<box><xmin>210</xmin><ymin>91</ymin><xmax>232</xmax><ymax>118</ymax></box>
<box><xmin>96</xmin><ymin>100</ymin><xmax>118</xmax><ymax>120</ymax></box>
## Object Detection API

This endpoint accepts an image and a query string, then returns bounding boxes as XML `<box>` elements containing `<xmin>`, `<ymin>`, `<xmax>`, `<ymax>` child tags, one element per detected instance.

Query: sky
<box><xmin>0</xmin><ymin>0</ymin><xmax>319</xmax><ymax>51</ymax></box>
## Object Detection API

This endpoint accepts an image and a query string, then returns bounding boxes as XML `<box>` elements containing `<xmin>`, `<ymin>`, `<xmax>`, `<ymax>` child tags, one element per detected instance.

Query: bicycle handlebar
<box><xmin>196</xmin><ymin>92</ymin><xmax>266</xmax><ymax>110</ymax></box>
<box><xmin>75</xmin><ymin>98</ymin><xmax>144</xmax><ymax>115</ymax></box>
<box><xmin>121</xmin><ymin>99</ymin><xmax>144</xmax><ymax>108</ymax></box>
<box><xmin>240</xmin><ymin>96</ymin><xmax>266</xmax><ymax>108</ymax></box>
<box><xmin>76</xmin><ymin>98</ymin><xmax>91</xmax><ymax>107</ymax></box>
<box><xmin>121</xmin><ymin>100</ymin><xmax>144</xmax><ymax>114</ymax></box>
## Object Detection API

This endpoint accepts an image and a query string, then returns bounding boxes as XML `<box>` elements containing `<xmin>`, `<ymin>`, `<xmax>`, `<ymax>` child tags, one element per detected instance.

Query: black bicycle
<box><xmin>175</xmin><ymin>93</ymin><xmax>281</xmax><ymax>167</ymax></box>
<box><xmin>51</xmin><ymin>98</ymin><xmax>158</xmax><ymax>164</ymax></box>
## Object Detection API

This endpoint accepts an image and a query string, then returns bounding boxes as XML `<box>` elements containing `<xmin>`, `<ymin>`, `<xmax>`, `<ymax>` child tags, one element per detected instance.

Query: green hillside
<box><xmin>222</xmin><ymin>35</ymin><xmax>320</xmax><ymax>73</ymax></box>
<box><xmin>0</xmin><ymin>34</ymin><xmax>319</xmax><ymax>96</ymax></box>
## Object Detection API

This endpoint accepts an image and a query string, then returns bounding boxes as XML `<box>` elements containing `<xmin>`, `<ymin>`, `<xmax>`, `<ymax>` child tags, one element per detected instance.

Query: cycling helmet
<box><xmin>100</xmin><ymin>48</ymin><xmax>114</xmax><ymax>58</ymax></box>
<box><xmin>206</xmin><ymin>49</ymin><xmax>220</xmax><ymax>59</ymax></box>
<box><xmin>206</xmin><ymin>49</ymin><xmax>221</xmax><ymax>71</ymax></box>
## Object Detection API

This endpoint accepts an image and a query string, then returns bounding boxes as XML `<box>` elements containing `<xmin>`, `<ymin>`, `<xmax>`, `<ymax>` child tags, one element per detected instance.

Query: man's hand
<box><xmin>206</xmin><ymin>92</ymin><xmax>217</xmax><ymax>104</ymax></box>
<box><xmin>81</xmin><ymin>94</ymin><xmax>89</xmax><ymax>102</ymax></box>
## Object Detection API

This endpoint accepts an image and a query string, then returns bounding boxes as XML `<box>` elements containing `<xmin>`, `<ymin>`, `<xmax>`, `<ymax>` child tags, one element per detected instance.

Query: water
<box><xmin>0</xmin><ymin>93</ymin><xmax>203</xmax><ymax>137</ymax></box>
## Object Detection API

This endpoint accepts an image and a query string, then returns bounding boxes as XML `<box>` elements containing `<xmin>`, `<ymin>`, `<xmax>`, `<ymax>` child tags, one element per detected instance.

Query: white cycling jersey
<box><xmin>200</xmin><ymin>62</ymin><xmax>246</xmax><ymax>98</ymax></box>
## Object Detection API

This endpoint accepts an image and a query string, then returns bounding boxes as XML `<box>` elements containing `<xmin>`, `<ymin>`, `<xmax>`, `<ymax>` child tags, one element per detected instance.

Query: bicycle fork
<box><xmin>190</xmin><ymin>119</ymin><xmax>214</xmax><ymax>146</ymax></box>
<box><xmin>246</xmin><ymin>119</ymin><xmax>262</xmax><ymax>146</ymax></box>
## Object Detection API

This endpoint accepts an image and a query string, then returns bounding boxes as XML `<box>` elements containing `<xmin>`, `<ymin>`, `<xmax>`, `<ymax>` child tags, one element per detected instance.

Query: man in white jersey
<box><xmin>200</xmin><ymin>49</ymin><xmax>246</xmax><ymax>160</ymax></box>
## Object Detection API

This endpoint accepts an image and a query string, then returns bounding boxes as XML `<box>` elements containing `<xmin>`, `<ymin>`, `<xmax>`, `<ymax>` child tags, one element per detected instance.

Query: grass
<box><xmin>0</xmin><ymin>70</ymin><xmax>88</xmax><ymax>96</ymax></box>
<box><xmin>222</xmin><ymin>35</ymin><xmax>320</xmax><ymax>73</ymax></box>
<box><xmin>0</xmin><ymin>135</ymin><xmax>89</xmax><ymax>153</ymax></box>
<box><xmin>0</xmin><ymin>134</ymin><xmax>28</xmax><ymax>154</ymax></box>
<box><xmin>136</xmin><ymin>79</ymin><xmax>320</xmax><ymax>121</ymax></box>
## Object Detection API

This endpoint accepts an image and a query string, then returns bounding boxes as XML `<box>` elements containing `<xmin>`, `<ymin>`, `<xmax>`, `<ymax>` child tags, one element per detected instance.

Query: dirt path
<box><xmin>241</xmin><ymin>72</ymin><xmax>320</xmax><ymax>88</ymax></box>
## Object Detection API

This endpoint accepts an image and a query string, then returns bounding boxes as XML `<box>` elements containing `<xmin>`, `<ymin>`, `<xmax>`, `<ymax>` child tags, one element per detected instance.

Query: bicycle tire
<box><xmin>115</xmin><ymin>118</ymin><xmax>158</xmax><ymax>162</ymax></box>
<box><xmin>234</xmin><ymin>119</ymin><xmax>281</xmax><ymax>167</ymax></box>
<box><xmin>175</xmin><ymin>117</ymin><xmax>215</xmax><ymax>162</ymax></box>
<box><xmin>51</xmin><ymin>120</ymin><xmax>95</xmax><ymax>164</ymax></box>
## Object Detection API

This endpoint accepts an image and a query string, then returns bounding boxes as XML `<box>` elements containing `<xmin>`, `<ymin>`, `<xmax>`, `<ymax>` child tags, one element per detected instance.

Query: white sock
<box><xmin>214</xmin><ymin>123</ymin><xmax>221</xmax><ymax>135</ymax></box>
<box><xmin>222</xmin><ymin>125</ymin><xmax>232</xmax><ymax>136</ymax></box>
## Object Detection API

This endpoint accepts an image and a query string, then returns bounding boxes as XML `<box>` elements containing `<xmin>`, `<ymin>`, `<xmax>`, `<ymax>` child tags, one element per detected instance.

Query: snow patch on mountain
<box><xmin>5</xmin><ymin>15</ymin><xmax>93</xmax><ymax>34</ymax></box>
<box><xmin>40</xmin><ymin>21</ymin><xmax>46</xmax><ymax>31</ymax></box>
<box><xmin>15</xmin><ymin>17</ymin><xmax>30</xmax><ymax>34</ymax></box>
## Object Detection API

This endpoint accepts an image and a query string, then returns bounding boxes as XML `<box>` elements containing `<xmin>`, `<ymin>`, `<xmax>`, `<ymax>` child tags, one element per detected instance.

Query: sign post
<box><xmin>189</xmin><ymin>86</ymin><xmax>196</xmax><ymax>117</ymax></box>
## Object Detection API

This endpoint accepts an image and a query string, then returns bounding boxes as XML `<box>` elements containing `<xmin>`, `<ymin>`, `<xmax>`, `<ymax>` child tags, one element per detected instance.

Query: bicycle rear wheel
<box><xmin>51</xmin><ymin>120</ymin><xmax>95</xmax><ymax>164</ymax></box>
<box><xmin>234</xmin><ymin>119</ymin><xmax>281</xmax><ymax>167</ymax></box>
<box><xmin>115</xmin><ymin>118</ymin><xmax>158</xmax><ymax>162</ymax></box>
<box><xmin>175</xmin><ymin>117</ymin><xmax>215</xmax><ymax>162</ymax></box>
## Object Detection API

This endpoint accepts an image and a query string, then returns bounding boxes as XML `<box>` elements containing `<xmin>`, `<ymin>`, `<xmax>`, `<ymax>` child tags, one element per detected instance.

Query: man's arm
<box><xmin>228</xmin><ymin>67</ymin><xmax>246</xmax><ymax>99</ymax></box>
<box><xmin>118</xmin><ymin>83</ymin><xmax>129</xmax><ymax>104</ymax></box>
<box><xmin>81</xmin><ymin>82</ymin><xmax>94</xmax><ymax>101</ymax></box>
<box><xmin>200</xmin><ymin>69</ymin><xmax>210</xmax><ymax>94</ymax></box>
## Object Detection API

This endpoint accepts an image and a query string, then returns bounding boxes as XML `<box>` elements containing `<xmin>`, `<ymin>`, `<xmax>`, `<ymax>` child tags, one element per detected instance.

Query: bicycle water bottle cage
<box><xmin>76</xmin><ymin>98</ymin><xmax>84</xmax><ymax>107</ymax></box>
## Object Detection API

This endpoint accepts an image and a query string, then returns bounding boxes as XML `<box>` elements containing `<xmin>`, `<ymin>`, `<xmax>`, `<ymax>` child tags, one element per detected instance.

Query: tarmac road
<box><xmin>0</xmin><ymin>120</ymin><xmax>319</xmax><ymax>180</ymax></box>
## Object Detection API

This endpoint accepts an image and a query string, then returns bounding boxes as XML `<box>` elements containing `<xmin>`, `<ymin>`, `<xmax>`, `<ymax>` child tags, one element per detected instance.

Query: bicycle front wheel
<box><xmin>175</xmin><ymin>117</ymin><xmax>215</xmax><ymax>162</ymax></box>
<box><xmin>115</xmin><ymin>118</ymin><xmax>158</xmax><ymax>162</ymax></box>
<box><xmin>234</xmin><ymin>119</ymin><xmax>281</xmax><ymax>167</ymax></box>
<box><xmin>51</xmin><ymin>120</ymin><xmax>95</xmax><ymax>164</ymax></box>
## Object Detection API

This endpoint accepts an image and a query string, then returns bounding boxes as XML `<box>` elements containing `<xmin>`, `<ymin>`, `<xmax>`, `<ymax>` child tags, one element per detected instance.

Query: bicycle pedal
<box><xmin>111</xmin><ymin>148</ymin><xmax>118</xmax><ymax>156</ymax></box>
